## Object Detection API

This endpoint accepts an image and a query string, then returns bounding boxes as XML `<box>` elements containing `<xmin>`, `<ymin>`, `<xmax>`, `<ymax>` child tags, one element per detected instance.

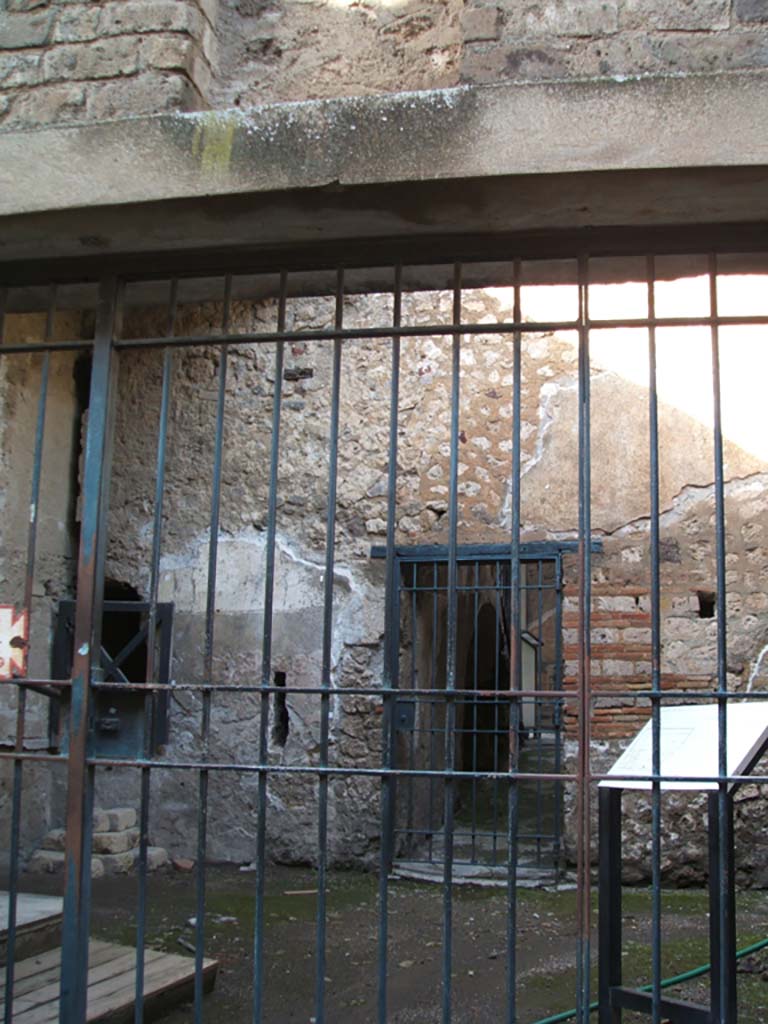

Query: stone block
<box><xmin>43</xmin><ymin>38</ymin><xmax>140</xmax><ymax>82</ymax></box>
<box><xmin>140</xmin><ymin>33</ymin><xmax>193</xmax><ymax>72</ymax></box>
<box><xmin>0</xmin><ymin>10</ymin><xmax>54</xmax><ymax>49</ymax></box>
<box><xmin>619</xmin><ymin>0</ymin><xmax>729</xmax><ymax>31</ymax></box>
<box><xmin>735</xmin><ymin>0</ymin><xmax>768</xmax><ymax>23</ymax></box>
<box><xmin>99</xmin><ymin>1</ymin><xmax>203</xmax><ymax>39</ymax></box>
<box><xmin>99</xmin><ymin>849</ymin><xmax>137</xmax><ymax>875</ymax></box>
<box><xmin>147</xmin><ymin>846</ymin><xmax>170</xmax><ymax>871</ymax></box>
<box><xmin>461</xmin><ymin>5</ymin><xmax>501</xmax><ymax>43</ymax></box>
<box><xmin>92</xmin><ymin>808</ymin><xmax>111</xmax><ymax>833</ymax></box>
<box><xmin>92</xmin><ymin>827</ymin><xmax>140</xmax><ymax>854</ymax></box>
<box><xmin>3</xmin><ymin>79</ymin><xmax>86</xmax><ymax>126</ymax></box>
<box><xmin>0</xmin><ymin>51</ymin><xmax>42</xmax><ymax>88</ymax></box>
<box><xmin>26</xmin><ymin>849</ymin><xmax>64</xmax><ymax>873</ymax></box>
<box><xmin>53</xmin><ymin>6</ymin><xmax>101</xmax><ymax>43</ymax></box>
<box><xmin>86</xmin><ymin>70</ymin><xmax>199</xmax><ymax>119</ymax></box>
<box><xmin>41</xmin><ymin>827</ymin><xmax>67</xmax><ymax>851</ymax></box>
<box><xmin>107</xmin><ymin>806</ymin><xmax>137</xmax><ymax>831</ymax></box>
<box><xmin>501</xmin><ymin>0</ymin><xmax>619</xmax><ymax>38</ymax></box>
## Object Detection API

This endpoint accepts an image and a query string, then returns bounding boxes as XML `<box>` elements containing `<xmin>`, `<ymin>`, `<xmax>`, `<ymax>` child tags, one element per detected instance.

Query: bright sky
<box><xmin>488</xmin><ymin>274</ymin><xmax>768</xmax><ymax>463</ymax></box>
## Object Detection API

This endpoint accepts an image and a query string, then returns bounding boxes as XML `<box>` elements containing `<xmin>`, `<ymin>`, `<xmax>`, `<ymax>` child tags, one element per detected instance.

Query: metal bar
<box><xmin>428</xmin><ymin>561</ymin><xmax>439</xmax><ymax>861</ymax></box>
<box><xmin>492</xmin><ymin>561</ymin><xmax>501</xmax><ymax>867</ymax></box>
<box><xmin>535</xmin><ymin>560</ymin><xmax>544</xmax><ymax>866</ymax></box>
<box><xmin>553</xmin><ymin>554</ymin><xmax>564</xmax><ymax>879</ymax></box>
<box><xmin>60</xmin><ymin>277</ymin><xmax>121</xmax><ymax>1024</ymax></box>
<box><xmin>252</xmin><ymin>271</ymin><xmax>287</xmax><ymax>1024</ymax></box>
<box><xmin>709</xmin><ymin>253</ymin><xmax>732</xmax><ymax>1024</ymax></box>
<box><xmin>371</xmin><ymin>541</ymin><xmax>603</xmax><ymax>561</ymax></box>
<box><xmin>107</xmin><ymin>311</ymin><xmax>768</xmax><ymax>353</ymax></box>
<box><xmin>134</xmin><ymin>278</ymin><xmax>177</xmax><ymax>1024</ymax></box>
<box><xmin>407</xmin><ymin>562</ymin><xmax>417</xmax><ymax>848</ymax></box>
<box><xmin>194</xmin><ymin>275</ymin><xmax>232</xmax><ymax>1024</ymax></box>
<box><xmin>646</xmin><ymin>255</ymin><xmax>663</xmax><ymax>1024</ymax></box>
<box><xmin>507</xmin><ymin>256</ymin><xmax>523</xmax><ymax>1024</ymax></box>
<box><xmin>4</xmin><ymin>285</ymin><xmax>56</xmax><ymax>1024</ymax></box>
<box><xmin>0</xmin><ymin>341</ymin><xmax>94</xmax><ymax>356</ymax></box>
<box><xmin>575</xmin><ymin>254</ymin><xmax>592</xmax><ymax>1024</ymax></box>
<box><xmin>315</xmin><ymin>267</ymin><xmax>345</xmax><ymax>1024</ymax></box>
<box><xmin>610</xmin><ymin>988</ymin><xmax>711</xmax><ymax>1022</ymax></box>
<box><xmin>5</xmin><ymin>743</ymin><xmax>768</xmax><ymax>784</ymax></box>
<box><xmin>441</xmin><ymin>262</ymin><xmax>462</xmax><ymax>1024</ymax></box>
<box><xmin>377</xmin><ymin>263</ymin><xmax>401</xmax><ymax>1024</ymax></box>
<box><xmin>471</xmin><ymin>560</ymin><xmax>480</xmax><ymax>864</ymax></box>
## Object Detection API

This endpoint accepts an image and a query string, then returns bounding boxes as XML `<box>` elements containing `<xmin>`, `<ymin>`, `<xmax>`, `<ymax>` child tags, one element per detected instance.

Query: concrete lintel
<box><xmin>2</xmin><ymin>70</ymin><xmax>768</xmax><ymax>219</ymax></box>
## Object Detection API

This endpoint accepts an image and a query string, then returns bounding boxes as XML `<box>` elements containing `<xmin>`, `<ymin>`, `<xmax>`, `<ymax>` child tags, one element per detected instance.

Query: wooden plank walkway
<box><xmin>0</xmin><ymin>941</ymin><xmax>218</xmax><ymax>1023</ymax></box>
<box><xmin>0</xmin><ymin>894</ymin><xmax>63</xmax><ymax>965</ymax></box>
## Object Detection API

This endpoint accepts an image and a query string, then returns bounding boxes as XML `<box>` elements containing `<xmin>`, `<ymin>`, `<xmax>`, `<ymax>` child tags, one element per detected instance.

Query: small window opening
<box><xmin>272</xmin><ymin>670</ymin><xmax>289</xmax><ymax>747</ymax></box>
<box><xmin>697</xmin><ymin>590</ymin><xmax>716</xmax><ymax>619</ymax></box>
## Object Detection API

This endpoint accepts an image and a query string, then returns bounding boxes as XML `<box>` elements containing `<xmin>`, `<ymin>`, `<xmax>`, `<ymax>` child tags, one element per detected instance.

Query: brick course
<box><xmin>5</xmin><ymin>1</ymin><xmax>768</xmax><ymax>130</ymax></box>
<box><xmin>0</xmin><ymin>0</ymin><xmax>215</xmax><ymax>130</ymax></box>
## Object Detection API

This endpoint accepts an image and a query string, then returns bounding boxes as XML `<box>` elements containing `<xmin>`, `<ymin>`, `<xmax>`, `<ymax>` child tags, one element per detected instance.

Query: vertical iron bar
<box><xmin>135</xmin><ymin>278</ymin><xmax>177</xmax><ymax>1024</ymax></box>
<box><xmin>493</xmin><ymin>561</ymin><xmax>501</xmax><ymax>866</ymax></box>
<box><xmin>441</xmin><ymin>263</ymin><xmax>462</xmax><ymax>1024</ymax></box>
<box><xmin>195</xmin><ymin>274</ymin><xmax>232</xmax><ymax>1023</ymax></box>
<box><xmin>60</xmin><ymin>277</ymin><xmax>121</xmax><ymax>1024</ymax></box>
<box><xmin>5</xmin><ymin>286</ymin><xmax>55</xmax><ymax>1024</ymax></box>
<box><xmin>647</xmin><ymin>256</ymin><xmax>662</xmax><ymax>1024</ymax></box>
<box><xmin>553</xmin><ymin>554</ymin><xmax>564</xmax><ymax>879</ymax></box>
<box><xmin>428</xmin><ymin>560</ymin><xmax>439</xmax><ymax>861</ymax></box>
<box><xmin>377</xmin><ymin>263</ymin><xmax>401</xmax><ymax>1024</ymax></box>
<box><xmin>471</xmin><ymin>560</ymin><xmax>480</xmax><ymax>863</ymax></box>
<box><xmin>315</xmin><ymin>267</ymin><xmax>345</xmax><ymax>1024</ymax></box>
<box><xmin>253</xmin><ymin>271</ymin><xmax>287</xmax><ymax>1024</ymax></box>
<box><xmin>536</xmin><ymin>559</ymin><xmax>544</xmax><ymax>866</ymax></box>
<box><xmin>576</xmin><ymin>255</ymin><xmax>592</xmax><ymax>1024</ymax></box>
<box><xmin>407</xmin><ymin>562</ymin><xmax>417</xmax><ymax>848</ymax></box>
<box><xmin>709</xmin><ymin>254</ymin><xmax>730</xmax><ymax>1023</ymax></box>
<box><xmin>506</xmin><ymin>258</ymin><xmax>522</xmax><ymax>1024</ymax></box>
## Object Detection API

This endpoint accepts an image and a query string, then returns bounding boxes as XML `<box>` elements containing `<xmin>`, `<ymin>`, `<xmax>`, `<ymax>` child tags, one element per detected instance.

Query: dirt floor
<box><xmin>20</xmin><ymin>866</ymin><xmax>768</xmax><ymax>1023</ymax></box>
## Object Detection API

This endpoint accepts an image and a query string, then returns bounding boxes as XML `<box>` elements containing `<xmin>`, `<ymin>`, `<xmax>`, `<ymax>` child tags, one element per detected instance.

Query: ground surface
<box><xmin>18</xmin><ymin>866</ymin><xmax>768</xmax><ymax>1023</ymax></box>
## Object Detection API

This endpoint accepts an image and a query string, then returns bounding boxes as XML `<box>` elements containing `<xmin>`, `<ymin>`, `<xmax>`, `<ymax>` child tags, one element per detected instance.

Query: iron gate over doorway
<box><xmin>372</xmin><ymin>543</ymin><xmax>569</xmax><ymax>883</ymax></box>
<box><xmin>1</xmin><ymin>241</ymin><xmax>767</xmax><ymax>1024</ymax></box>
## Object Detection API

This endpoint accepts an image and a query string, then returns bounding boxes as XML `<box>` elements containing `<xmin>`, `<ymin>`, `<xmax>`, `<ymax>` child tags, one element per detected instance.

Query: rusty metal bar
<box><xmin>60</xmin><ymin>277</ymin><xmax>121</xmax><ymax>1024</ymax></box>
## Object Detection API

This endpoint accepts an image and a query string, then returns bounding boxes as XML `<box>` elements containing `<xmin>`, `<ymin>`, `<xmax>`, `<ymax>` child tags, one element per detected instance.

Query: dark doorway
<box><xmin>389</xmin><ymin>548</ymin><xmax>564</xmax><ymax>881</ymax></box>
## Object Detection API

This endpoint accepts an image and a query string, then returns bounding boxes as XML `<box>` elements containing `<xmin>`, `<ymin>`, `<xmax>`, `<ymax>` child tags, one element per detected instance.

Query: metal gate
<box><xmin>1</xmin><ymin>242</ymin><xmax>766</xmax><ymax>1024</ymax></box>
<box><xmin>383</xmin><ymin>546</ymin><xmax>565</xmax><ymax>883</ymax></box>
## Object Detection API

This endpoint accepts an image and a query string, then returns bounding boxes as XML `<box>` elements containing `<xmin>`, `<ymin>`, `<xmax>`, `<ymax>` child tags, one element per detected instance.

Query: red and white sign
<box><xmin>0</xmin><ymin>606</ymin><xmax>28</xmax><ymax>680</ymax></box>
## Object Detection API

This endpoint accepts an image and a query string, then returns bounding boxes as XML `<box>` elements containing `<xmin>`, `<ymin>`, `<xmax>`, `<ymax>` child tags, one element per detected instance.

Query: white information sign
<box><xmin>600</xmin><ymin>703</ymin><xmax>768</xmax><ymax>791</ymax></box>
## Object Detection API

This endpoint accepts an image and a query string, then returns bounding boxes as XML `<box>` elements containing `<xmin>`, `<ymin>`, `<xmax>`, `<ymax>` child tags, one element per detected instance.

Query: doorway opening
<box><xmin>389</xmin><ymin>547</ymin><xmax>564</xmax><ymax>882</ymax></box>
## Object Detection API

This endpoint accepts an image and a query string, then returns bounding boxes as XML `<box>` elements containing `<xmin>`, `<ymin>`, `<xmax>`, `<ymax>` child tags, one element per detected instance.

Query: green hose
<box><xmin>531</xmin><ymin>935</ymin><xmax>768</xmax><ymax>1024</ymax></box>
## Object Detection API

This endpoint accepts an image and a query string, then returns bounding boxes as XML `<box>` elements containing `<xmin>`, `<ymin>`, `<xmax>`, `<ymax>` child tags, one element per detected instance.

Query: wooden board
<box><xmin>0</xmin><ymin>941</ymin><xmax>218</xmax><ymax>1023</ymax></box>
<box><xmin>0</xmin><ymin>895</ymin><xmax>63</xmax><ymax>966</ymax></box>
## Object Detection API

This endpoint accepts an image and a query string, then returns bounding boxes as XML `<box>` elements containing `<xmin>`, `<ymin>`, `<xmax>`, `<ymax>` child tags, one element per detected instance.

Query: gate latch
<box><xmin>395</xmin><ymin>700</ymin><xmax>416</xmax><ymax>731</ymax></box>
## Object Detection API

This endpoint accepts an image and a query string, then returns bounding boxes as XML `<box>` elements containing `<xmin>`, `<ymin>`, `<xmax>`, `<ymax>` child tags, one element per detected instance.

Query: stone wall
<box><xmin>4</xmin><ymin>1</ymin><xmax>768</xmax><ymax>131</ymax></box>
<box><xmin>68</xmin><ymin>269</ymin><xmax>767</xmax><ymax>879</ymax></box>
<box><xmin>0</xmin><ymin>0</ymin><xmax>217</xmax><ymax>129</ymax></box>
